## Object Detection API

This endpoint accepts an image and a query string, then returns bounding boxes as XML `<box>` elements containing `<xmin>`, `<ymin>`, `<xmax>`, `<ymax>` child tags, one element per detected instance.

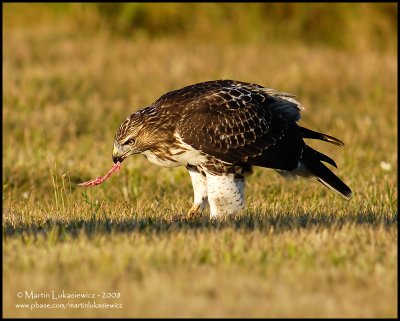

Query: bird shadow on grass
<box><xmin>3</xmin><ymin>210</ymin><xmax>397</xmax><ymax>241</ymax></box>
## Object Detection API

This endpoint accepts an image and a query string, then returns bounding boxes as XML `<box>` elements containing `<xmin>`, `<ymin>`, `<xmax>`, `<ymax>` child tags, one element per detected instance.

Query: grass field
<box><xmin>3</xmin><ymin>4</ymin><xmax>398</xmax><ymax>318</ymax></box>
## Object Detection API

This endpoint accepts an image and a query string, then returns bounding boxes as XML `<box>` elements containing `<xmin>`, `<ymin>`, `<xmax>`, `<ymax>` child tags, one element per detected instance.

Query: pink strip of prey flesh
<box><xmin>78</xmin><ymin>162</ymin><xmax>122</xmax><ymax>187</ymax></box>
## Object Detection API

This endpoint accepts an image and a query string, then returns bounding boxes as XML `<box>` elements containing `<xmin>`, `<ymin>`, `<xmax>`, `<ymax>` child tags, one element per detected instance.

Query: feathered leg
<box><xmin>187</xmin><ymin>166</ymin><xmax>208</xmax><ymax>217</ymax></box>
<box><xmin>206</xmin><ymin>173</ymin><xmax>245</xmax><ymax>219</ymax></box>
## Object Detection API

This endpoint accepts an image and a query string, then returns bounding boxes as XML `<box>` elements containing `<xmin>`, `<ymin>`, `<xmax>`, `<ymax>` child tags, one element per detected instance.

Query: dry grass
<box><xmin>2</xmin><ymin>4</ymin><xmax>398</xmax><ymax>318</ymax></box>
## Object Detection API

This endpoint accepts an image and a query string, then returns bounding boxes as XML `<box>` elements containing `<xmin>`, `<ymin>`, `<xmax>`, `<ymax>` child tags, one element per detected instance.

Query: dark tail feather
<box><xmin>306</xmin><ymin>145</ymin><xmax>337</xmax><ymax>168</ymax></box>
<box><xmin>300</xmin><ymin>127</ymin><xmax>344</xmax><ymax>147</ymax></box>
<box><xmin>301</xmin><ymin>147</ymin><xmax>352</xmax><ymax>199</ymax></box>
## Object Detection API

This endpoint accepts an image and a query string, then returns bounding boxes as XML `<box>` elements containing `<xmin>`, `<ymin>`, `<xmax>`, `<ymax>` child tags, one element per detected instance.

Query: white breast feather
<box><xmin>173</xmin><ymin>133</ymin><xmax>208</xmax><ymax>166</ymax></box>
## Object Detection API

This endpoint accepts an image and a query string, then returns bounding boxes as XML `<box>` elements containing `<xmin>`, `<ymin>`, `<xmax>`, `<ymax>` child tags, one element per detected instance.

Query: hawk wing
<box><xmin>156</xmin><ymin>80</ymin><xmax>306</xmax><ymax>171</ymax></box>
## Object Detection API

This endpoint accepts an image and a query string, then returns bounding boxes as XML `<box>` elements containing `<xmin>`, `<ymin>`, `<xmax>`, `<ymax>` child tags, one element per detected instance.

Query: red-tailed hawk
<box><xmin>112</xmin><ymin>80</ymin><xmax>352</xmax><ymax>218</ymax></box>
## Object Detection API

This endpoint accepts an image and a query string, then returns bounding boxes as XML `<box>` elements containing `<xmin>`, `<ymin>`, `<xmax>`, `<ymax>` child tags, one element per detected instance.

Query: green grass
<box><xmin>3</xmin><ymin>4</ymin><xmax>398</xmax><ymax>318</ymax></box>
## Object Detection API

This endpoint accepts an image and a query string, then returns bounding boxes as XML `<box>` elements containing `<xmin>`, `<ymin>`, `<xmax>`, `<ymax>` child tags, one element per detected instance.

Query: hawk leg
<box><xmin>206</xmin><ymin>173</ymin><xmax>245</xmax><ymax>219</ymax></box>
<box><xmin>187</xmin><ymin>166</ymin><xmax>209</xmax><ymax>217</ymax></box>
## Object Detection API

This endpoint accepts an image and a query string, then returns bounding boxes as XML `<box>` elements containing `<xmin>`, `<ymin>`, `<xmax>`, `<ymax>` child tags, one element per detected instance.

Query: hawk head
<box><xmin>112</xmin><ymin>107</ymin><xmax>163</xmax><ymax>163</ymax></box>
<box><xmin>112</xmin><ymin>112</ymin><xmax>142</xmax><ymax>164</ymax></box>
<box><xmin>112</xmin><ymin>111</ymin><xmax>148</xmax><ymax>163</ymax></box>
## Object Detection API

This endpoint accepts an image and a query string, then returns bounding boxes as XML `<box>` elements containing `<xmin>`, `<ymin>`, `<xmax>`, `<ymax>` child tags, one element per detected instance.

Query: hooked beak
<box><xmin>112</xmin><ymin>154</ymin><xmax>124</xmax><ymax>164</ymax></box>
<box><xmin>112</xmin><ymin>142</ymin><xmax>128</xmax><ymax>164</ymax></box>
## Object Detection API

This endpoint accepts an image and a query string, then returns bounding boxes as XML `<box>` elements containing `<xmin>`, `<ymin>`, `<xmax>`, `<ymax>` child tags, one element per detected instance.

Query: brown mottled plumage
<box><xmin>112</xmin><ymin>80</ymin><xmax>351</xmax><ymax>218</ymax></box>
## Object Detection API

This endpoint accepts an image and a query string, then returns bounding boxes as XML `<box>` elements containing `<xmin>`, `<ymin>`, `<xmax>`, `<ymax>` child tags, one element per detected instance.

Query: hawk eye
<box><xmin>126</xmin><ymin>138</ymin><xmax>135</xmax><ymax>145</ymax></box>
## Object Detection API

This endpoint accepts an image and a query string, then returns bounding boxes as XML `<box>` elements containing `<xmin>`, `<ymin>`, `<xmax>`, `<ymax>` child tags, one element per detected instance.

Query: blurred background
<box><xmin>3</xmin><ymin>3</ymin><xmax>397</xmax><ymax>50</ymax></box>
<box><xmin>3</xmin><ymin>3</ymin><xmax>398</xmax><ymax>318</ymax></box>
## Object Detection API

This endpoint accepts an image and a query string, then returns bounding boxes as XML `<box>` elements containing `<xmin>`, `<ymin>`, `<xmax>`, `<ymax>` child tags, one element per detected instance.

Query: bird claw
<box><xmin>186</xmin><ymin>204</ymin><xmax>203</xmax><ymax>219</ymax></box>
